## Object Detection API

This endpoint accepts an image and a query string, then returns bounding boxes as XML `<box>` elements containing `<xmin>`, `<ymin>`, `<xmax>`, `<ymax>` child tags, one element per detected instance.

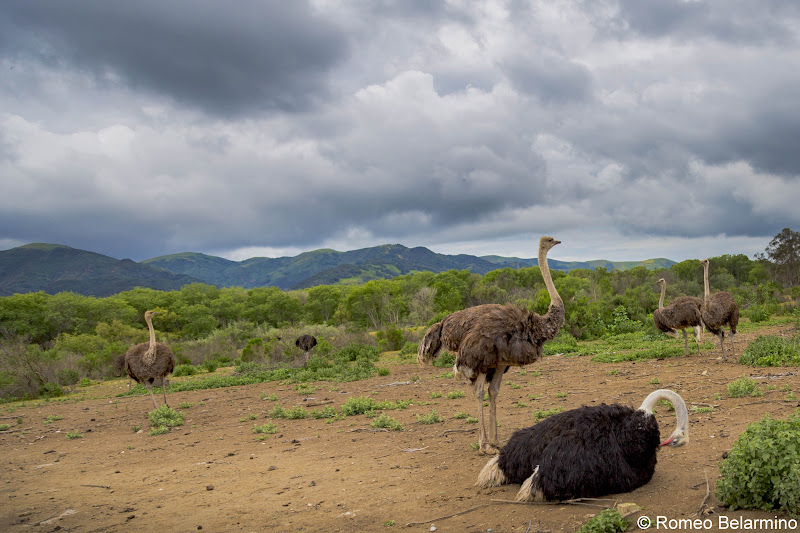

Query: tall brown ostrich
<box><xmin>700</xmin><ymin>259</ymin><xmax>739</xmax><ymax>360</ymax></box>
<box><xmin>418</xmin><ymin>236</ymin><xmax>564</xmax><ymax>454</ymax></box>
<box><xmin>653</xmin><ymin>278</ymin><xmax>704</xmax><ymax>356</ymax></box>
<box><xmin>124</xmin><ymin>310</ymin><xmax>175</xmax><ymax>409</ymax></box>
<box><xmin>295</xmin><ymin>334</ymin><xmax>318</xmax><ymax>365</ymax></box>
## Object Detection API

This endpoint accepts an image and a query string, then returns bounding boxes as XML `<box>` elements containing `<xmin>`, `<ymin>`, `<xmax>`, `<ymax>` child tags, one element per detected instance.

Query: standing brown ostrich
<box><xmin>653</xmin><ymin>278</ymin><xmax>704</xmax><ymax>356</ymax></box>
<box><xmin>295</xmin><ymin>334</ymin><xmax>318</xmax><ymax>364</ymax></box>
<box><xmin>124</xmin><ymin>310</ymin><xmax>175</xmax><ymax>409</ymax></box>
<box><xmin>418</xmin><ymin>236</ymin><xmax>564</xmax><ymax>454</ymax></box>
<box><xmin>700</xmin><ymin>259</ymin><xmax>739</xmax><ymax>360</ymax></box>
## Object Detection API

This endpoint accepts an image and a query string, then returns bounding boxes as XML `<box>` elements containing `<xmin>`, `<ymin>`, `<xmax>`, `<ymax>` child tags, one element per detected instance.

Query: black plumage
<box><xmin>296</xmin><ymin>334</ymin><xmax>318</xmax><ymax>364</ymax></box>
<box><xmin>477</xmin><ymin>389</ymin><xmax>688</xmax><ymax>501</ymax></box>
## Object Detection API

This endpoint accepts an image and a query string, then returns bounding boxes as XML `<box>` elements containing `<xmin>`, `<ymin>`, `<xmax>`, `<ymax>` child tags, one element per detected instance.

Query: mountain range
<box><xmin>0</xmin><ymin>242</ymin><xmax>676</xmax><ymax>297</ymax></box>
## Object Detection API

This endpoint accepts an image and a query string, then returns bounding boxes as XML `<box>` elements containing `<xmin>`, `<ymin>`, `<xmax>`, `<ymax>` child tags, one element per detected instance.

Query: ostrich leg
<box><xmin>681</xmin><ymin>329</ymin><xmax>690</xmax><ymax>356</ymax></box>
<box><xmin>161</xmin><ymin>382</ymin><xmax>169</xmax><ymax>407</ymax></box>
<box><xmin>693</xmin><ymin>326</ymin><xmax>702</xmax><ymax>355</ymax></box>
<box><xmin>486</xmin><ymin>369</ymin><xmax>504</xmax><ymax>451</ymax></box>
<box><xmin>145</xmin><ymin>383</ymin><xmax>158</xmax><ymax>409</ymax></box>
<box><xmin>471</xmin><ymin>374</ymin><xmax>493</xmax><ymax>454</ymax></box>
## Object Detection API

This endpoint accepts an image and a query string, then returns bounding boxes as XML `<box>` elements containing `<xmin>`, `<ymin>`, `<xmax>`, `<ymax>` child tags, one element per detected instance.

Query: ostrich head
<box><xmin>145</xmin><ymin>310</ymin><xmax>160</xmax><ymax>320</ymax></box>
<box><xmin>539</xmin><ymin>236</ymin><xmax>561</xmax><ymax>252</ymax></box>
<box><xmin>657</xmin><ymin>278</ymin><xmax>666</xmax><ymax>286</ymax></box>
<box><xmin>700</xmin><ymin>258</ymin><xmax>709</xmax><ymax>267</ymax></box>
<box><xmin>638</xmin><ymin>389</ymin><xmax>689</xmax><ymax>448</ymax></box>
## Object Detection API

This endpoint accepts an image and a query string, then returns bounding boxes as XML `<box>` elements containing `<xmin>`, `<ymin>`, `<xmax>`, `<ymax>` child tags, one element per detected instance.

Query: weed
<box><xmin>780</xmin><ymin>384</ymin><xmax>792</xmax><ymax>392</ymax></box>
<box><xmin>469</xmin><ymin>442</ymin><xmax>480</xmax><ymax>451</ymax></box>
<box><xmin>239</xmin><ymin>413</ymin><xmax>259</xmax><ymax>422</ymax></box>
<box><xmin>650</xmin><ymin>377</ymin><xmax>660</xmax><ymax>385</ymax></box>
<box><xmin>507</xmin><ymin>382</ymin><xmax>521</xmax><ymax>390</ymax></box>
<box><xmin>432</xmin><ymin>351</ymin><xmax>455</xmax><ymax>368</ymax></box>
<box><xmin>785</xmin><ymin>392</ymin><xmax>797</xmax><ymax>402</ymax></box>
<box><xmin>416</xmin><ymin>410</ymin><xmax>443</xmax><ymax>424</ymax></box>
<box><xmin>657</xmin><ymin>399</ymin><xmax>675</xmax><ymax>412</ymax></box>
<box><xmin>430</xmin><ymin>392</ymin><xmax>443</xmax><ymax>399</ymax></box>
<box><xmin>438</xmin><ymin>372</ymin><xmax>454</xmax><ymax>379</ymax></box>
<box><xmin>149</xmin><ymin>426</ymin><xmax>169</xmax><ymax>436</ymax></box>
<box><xmin>465</xmin><ymin>417</ymin><xmax>478</xmax><ymax>423</ymax></box>
<box><xmin>131</xmin><ymin>425</ymin><xmax>140</xmax><ymax>432</ymax></box>
<box><xmin>43</xmin><ymin>414</ymin><xmax>63</xmax><ymax>425</ymax></box>
<box><xmin>739</xmin><ymin>335</ymin><xmax>800</xmax><ymax>367</ymax></box>
<box><xmin>66</xmin><ymin>431</ymin><xmax>83</xmax><ymax>439</ymax></box>
<box><xmin>340</xmin><ymin>396</ymin><xmax>411</xmax><ymax>416</ymax></box>
<box><xmin>311</xmin><ymin>406</ymin><xmax>339</xmax><ymax>419</ymax></box>
<box><xmin>148</xmin><ymin>405</ymin><xmax>185</xmax><ymax>428</ymax></box>
<box><xmin>576</xmin><ymin>509</ymin><xmax>629</xmax><ymax>533</ymax></box>
<box><xmin>533</xmin><ymin>407</ymin><xmax>564</xmax><ymax>421</ymax></box>
<box><xmin>260</xmin><ymin>392</ymin><xmax>278</xmax><ymax>401</ymax></box>
<box><xmin>446</xmin><ymin>390</ymin><xmax>465</xmax><ymax>399</ymax></box>
<box><xmin>178</xmin><ymin>401</ymin><xmax>194</xmax><ymax>409</ymax></box>
<box><xmin>453</xmin><ymin>412</ymin><xmax>468</xmax><ymax>419</ymax></box>
<box><xmin>0</xmin><ymin>424</ymin><xmax>10</xmax><ymax>431</ymax></box>
<box><xmin>172</xmin><ymin>364</ymin><xmax>198</xmax><ymax>377</ymax></box>
<box><xmin>691</xmin><ymin>405</ymin><xmax>713</xmax><ymax>414</ymax></box>
<box><xmin>555</xmin><ymin>392</ymin><xmax>567</xmax><ymax>398</ymax></box>
<box><xmin>270</xmin><ymin>405</ymin><xmax>309</xmax><ymax>419</ymax></box>
<box><xmin>252</xmin><ymin>423</ymin><xmax>278</xmax><ymax>435</ymax></box>
<box><xmin>383</xmin><ymin>520</ymin><xmax>395</xmax><ymax>527</ymax></box>
<box><xmin>727</xmin><ymin>376</ymin><xmax>764</xmax><ymax>398</ymax></box>
<box><xmin>606</xmin><ymin>369</ymin><xmax>619</xmax><ymax>376</ymax></box>
<box><xmin>377</xmin><ymin>367</ymin><xmax>391</xmax><ymax>376</ymax></box>
<box><xmin>716</xmin><ymin>413</ymin><xmax>800</xmax><ymax>515</ymax></box>
<box><xmin>370</xmin><ymin>413</ymin><xmax>403</xmax><ymax>431</ymax></box>
<box><xmin>513</xmin><ymin>401</ymin><xmax>528</xmax><ymax>408</ymax></box>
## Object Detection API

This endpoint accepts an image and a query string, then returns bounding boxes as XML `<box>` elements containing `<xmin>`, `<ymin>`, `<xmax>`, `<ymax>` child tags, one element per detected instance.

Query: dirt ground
<box><xmin>2</xmin><ymin>322</ymin><xmax>799</xmax><ymax>533</ymax></box>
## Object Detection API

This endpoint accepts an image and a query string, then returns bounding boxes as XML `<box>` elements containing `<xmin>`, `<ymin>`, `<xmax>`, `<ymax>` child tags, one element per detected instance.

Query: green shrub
<box><xmin>543</xmin><ymin>329</ymin><xmax>580</xmax><ymax>355</ymax></box>
<box><xmin>377</xmin><ymin>367</ymin><xmax>391</xmax><ymax>376</ymax></box>
<box><xmin>252</xmin><ymin>423</ymin><xmax>278</xmax><ymax>434</ymax></box>
<box><xmin>172</xmin><ymin>364</ymin><xmax>198</xmax><ymax>377</ymax></box>
<box><xmin>432</xmin><ymin>351</ymin><xmax>455</xmax><ymax>368</ymax></box>
<box><xmin>334</xmin><ymin>343</ymin><xmax>380</xmax><ymax>363</ymax></box>
<box><xmin>533</xmin><ymin>407</ymin><xmax>564</xmax><ymax>421</ymax></box>
<box><xmin>65</xmin><ymin>431</ymin><xmax>83</xmax><ymax>439</ymax></box>
<box><xmin>716</xmin><ymin>414</ymin><xmax>800</xmax><ymax>515</ymax></box>
<box><xmin>200</xmin><ymin>359</ymin><xmax>220</xmax><ymax>373</ymax></box>
<box><xmin>399</xmin><ymin>341</ymin><xmax>418</xmax><ymax>357</ymax></box>
<box><xmin>0</xmin><ymin>424</ymin><xmax>10</xmax><ymax>431</ymax></box>
<box><xmin>311</xmin><ymin>405</ymin><xmax>339</xmax><ymax>419</ymax></box>
<box><xmin>241</xmin><ymin>338</ymin><xmax>265</xmax><ymax>362</ymax></box>
<box><xmin>376</xmin><ymin>326</ymin><xmax>405</xmax><ymax>352</ymax></box>
<box><xmin>270</xmin><ymin>405</ymin><xmax>309</xmax><ymax>419</ymax></box>
<box><xmin>370</xmin><ymin>413</ymin><xmax>403</xmax><ymax>431</ymax></box>
<box><xmin>576</xmin><ymin>509</ymin><xmax>629</xmax><ymax>533</ymax></box>
<box><xmin>742</xmin><ymin>306</ymin><xmax>771</xmax><ymax>323</ymax></box>
<box><xmin>56</xmin><ymin>368</ymin><xmax>80</xmax><ymax>386</ymax></box>
<box><xmin>39</xmin><ymin>382</ymin><xmax>64</xmax><ymax>398</ymax></box>
<box><xmin>148</xmin><ymin>405</ymin><xmax>184</xmax><ymax>428</ymax></box>
<box><xmin>726</xmin><ymin>376</ymin><xmax>764</xmax><ymax>398</ymax></box>
<box><xmin>416</xmin><ymin>410</ymin><xmax>443</xmax><ymax>424</ymax></box>
<box><xmin>740</xmin><ymin>335</ymin><xmax>800</xmax><ymax>367</ymax></box>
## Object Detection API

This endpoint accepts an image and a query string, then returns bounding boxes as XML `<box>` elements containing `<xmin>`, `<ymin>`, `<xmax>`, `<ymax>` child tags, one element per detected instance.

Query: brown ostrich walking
<box><xmin>700</xmin><ymin>259</ymin><xmax>739</xmax><ymax>360</ymax></box>
<box><xmin>124</xmin><ymin>310</ymin><xmax>175</xmax><ymax>409</ymax></box>
<box><xmin>418</xmin><ymin>236</ymin><xmax>564</xmax><ymax>454</ymax></box>
<box><xmin>653</xmin><ymin>278</ymin><xmax>704</xmax><ymax>356</ymax></box>
<box><xmin>295</xmin><ymin>334</ymin><xmax>318</xmax><ymax>364</ymax></box>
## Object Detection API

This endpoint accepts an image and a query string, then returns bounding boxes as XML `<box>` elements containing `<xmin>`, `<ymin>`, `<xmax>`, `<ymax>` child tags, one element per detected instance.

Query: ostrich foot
<box><xmin>479</xmin><ymin>443</ymin><xmax>499</xmax><ymax>455</ymax></box>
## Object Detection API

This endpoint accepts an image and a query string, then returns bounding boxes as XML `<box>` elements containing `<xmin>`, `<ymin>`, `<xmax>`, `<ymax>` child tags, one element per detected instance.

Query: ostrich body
<box><xmin>700</xmin><ymin>259</ymin><xmax>739</xmax><ymax>360</ymax></box>
<box><xmin>477</xmin><ymin>389</ymin><xmax>689</xmax><ymax>501</ymax></box>
<box><xmin>653</xmin><ymin>278</ymin><xmax>704</xmax><ymax>356</ymax></box>
<box><xmin>295</xmin><ymin>334</ymin><xmax>318</xmax><ymax>364</ymax></box>
<box><xmin>123</xmin><ymin>310</ymin><xmax>175</xmax><ymax>409</ymax></box>
<box><xmin>418</xmin><ymin>236</ymin><xmax>564</xmax><ymax>454</ymax></box>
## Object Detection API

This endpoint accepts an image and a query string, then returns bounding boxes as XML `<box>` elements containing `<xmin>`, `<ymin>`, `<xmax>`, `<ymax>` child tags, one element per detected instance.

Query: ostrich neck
<box><xmin>144</xmin><ymin>314</ymin><xmax>157</xmax><ymax>364</ymax></box>
<box><xmin>703</xmin><ymin>263</ymin><xmax>711</xmax><ymax>305</ymax></box>
<box><xmin>540</xmin><ymin>245</ymin><xmax>562</xmax><ymax>310</ymax></box>
<box><xmin>658</xmin><ymin>283</ymin><xmax>666</xmax><ymax>309</ymax></box>
<box><xmin>638</xmin><ymin>389</ymin><xmax>689</xmax><ymax>442</ymax></box>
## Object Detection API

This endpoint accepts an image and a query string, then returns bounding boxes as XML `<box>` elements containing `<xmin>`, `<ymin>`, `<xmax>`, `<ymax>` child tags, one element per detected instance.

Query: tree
<box><xmin>305</xmin><ymin>286</ymin><xmax>343</xmax><ymax>323</ymax></box>
<box><xmin>764</xmin><ymin>228</ymin><xmax>800</xmax><ymax>286</ymax></box>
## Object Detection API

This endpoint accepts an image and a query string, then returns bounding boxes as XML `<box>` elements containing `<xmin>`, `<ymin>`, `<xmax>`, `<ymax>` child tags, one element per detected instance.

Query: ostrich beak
<box><xmin>660</xmin><ymin>438</ymin><xmax>673</xmax><ymax>446</ymax></box>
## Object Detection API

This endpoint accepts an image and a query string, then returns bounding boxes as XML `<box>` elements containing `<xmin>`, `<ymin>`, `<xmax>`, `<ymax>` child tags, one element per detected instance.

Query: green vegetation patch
<box><xmin>726</xmin><ymin>376</ymin><xmax>764</xmax><ymax>398</ymax></box>
<box><xmin>716</xmin><ymin>414</ymin><xmax>800</xmax><ymax>515</ymax></box>
<box><xmin>148</xmin><ymin>405</ymin><xmax>184</xmax><ymax>428</ymax></box>
<box><xmin>370</xmin><ymin>413</ymin><xmax>403</xmax><ymax>431</ymax></box>
<box><xmin>739</xmin><ymin>335</ymin><xmax>800</xmax><ymax>367</ymax></box>
<box><xmin>533</xmin><ymin>406</ymin><xmax>564</xmax><ymax>421</ymax></box>
<box><xmin>576</xmin><ymin>509</ymin><xmax>629</xmax><ymax>533</ymax></box>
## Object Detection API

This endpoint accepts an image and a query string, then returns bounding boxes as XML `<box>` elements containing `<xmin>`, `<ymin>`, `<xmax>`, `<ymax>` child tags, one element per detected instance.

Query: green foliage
<box><xmin>447</xmin><ymin>390</ymin><xmax>465</xmax><ymax>399</ymax></box>
<box><xmin>241</xmin><ymin>338</ymin><xmax>265</xmax><ymax>362</ymax></box>
<box><xmin>399</xmin><ymin>341</ymin><xmax>418</xmax><ymax>358</ymax></box>
<box><xmin>148</xmin><ymin>405</ymin><xmax>184</xmax><ymax>428</ymax></box>
<box><xmin>149</xmin><ymin>426</ymin><xmax>170</xmax><ymax>436</ymax></box>
<box><xmin>370</xmin><ymin>413</ymin><xmax>403</xmax><ymax>431</ymax></box>
<box><xmin>376</xmin><ymin>325</ymin><xmax>405</xmax><ymax>352</ymax></box>
<box><xmin>377</xmin><ymin>367</ymin><xmax>391</xmax><ymax>376</ymax></box>
<box><xmin>432</xmin><ymin>350</ymin><xmax>455</xmax><ymax>368</ymax></box>
<box><xmin>252</xmin><ymin>422</ymin><xmax>278</xmax><ymax>435</ymax></box>
<box><xmin>270</xmin><ymin>405</ymin><xmax>309</xmax><ymax>419</ymax></box>
<box><xmin>416</xmin><ymin>410</ymin><xmax>443</xmax><ymax>424</ymax></box>
<box><xmin>533</xmin><ymin>407</ymin><xmax>564</xmax><ymax>421</ymax></box>
<box><xmin>742</xmin><ymin>306</ymin><xmax>771</xmax><ymax>323</ymax></box>
<box><xmin>591</xmin><ymin>343</ymin><xmax>684</xmax><ymax>363</ymax></box>
<box><xmin>43</xmin><ymin>414</ymin><xmax>63</xmax><ymax>425</ymax></box>
<box><xmin>0</xmin><ymin>424</ymin><xmax>10</xmax><ymax>431</ymax></box>
<box><xmin>716</xmin><ymin>413</ymin><xmax>800</xmax><ymax>515</ymax></box>
<box><xmin>339</xmin><ymin>396</ymin><xmax>411</xmax><ymax>416</ymax></box>
<box><xmin>311</xmin><ymin>405</ymin><xmax>339</xmax><ymax>419</ymax></box>
<box><xmin>575</xmin><ymin>509</ymin><xmax>629</xmax><ymax>533</ymax></box>
<box><xmin>740</xmin><ymin>335</ymin><xmax>800</xmax><ymax>367</ymax></box>
<box><xmin>726</xmin><ymin>376</ymin><xmax>764</xmax><ymax>398</ymax></box>
<box><xmin>172</xmin><ymin>364</ymin><xmax>198</xmax><ymax>377</ymax></box>
<box><xmin>65</xmin><ymin>431</ymin><xmax>83</xmax><ymax>439</ymax></box>
<box><xmin>543</xmin><ymin>329</ymin><xmax>580</xmax><ymax>355</ymax></box>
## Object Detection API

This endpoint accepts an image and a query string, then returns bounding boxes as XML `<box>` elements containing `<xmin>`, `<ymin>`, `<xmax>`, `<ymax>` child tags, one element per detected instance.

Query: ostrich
<box><xmin>418</xmin><ymin>236</ymin><xmax>564</xmax><ymax>454</ymax></box>
<box><xmin>700</xmin><ymin>259</ymin><xmax>739</xmax><ymax>360</ymax></box>
<box><xmin>124</xmin><ymin>310</ymin><xmax>175</xmax><ymax>409</ymax></box>
<box><xmin>653</xmin><ymin>278</ymin><xmax>704</xmax><ymax>356</ymax></box>
<box><xmin>114</xmin><ymin>353</ymin><xmax>168</xmax><ymax>390</ymax></box>
<box><xmin>295</xmin><ymin>334</ymin><xmax>318</xmax><ymax>364</ymax></box>
<box><xmin>477</xmin><ymin>389</ymin><xmax>689</xmax><ymax>501</ymax></box>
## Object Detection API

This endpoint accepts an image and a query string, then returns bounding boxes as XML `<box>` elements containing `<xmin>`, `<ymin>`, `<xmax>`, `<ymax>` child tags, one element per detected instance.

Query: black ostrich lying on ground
<box><xmin>477</xmin><ymin>389</ymin><xmax>688</xmax><ymax>501</ymax></box>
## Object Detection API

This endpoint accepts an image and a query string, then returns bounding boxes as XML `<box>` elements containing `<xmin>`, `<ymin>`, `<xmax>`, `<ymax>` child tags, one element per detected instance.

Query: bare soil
<box><xmin>2</xmin><ymin>323</ymin><xmax>799</xmax><ymax>533</ymax></box>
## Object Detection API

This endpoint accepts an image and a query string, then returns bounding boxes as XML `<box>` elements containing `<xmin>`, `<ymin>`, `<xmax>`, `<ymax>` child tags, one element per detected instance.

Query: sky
<box><xmin>1</xmin><ymin>0</ymin><xmax>799</xmax><ymax>264</ymax></box>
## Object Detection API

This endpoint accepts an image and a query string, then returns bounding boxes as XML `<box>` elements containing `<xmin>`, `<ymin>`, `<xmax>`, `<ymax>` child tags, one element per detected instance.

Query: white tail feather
<box><xmin>515</xmin><ymin>465</ymin><xmax>544</xmax><ymax>501</ymax></box>
<box><xmin>476</xmin><ymin>456</ymin><xmax>506</xmax><ymax>488</ymax></box>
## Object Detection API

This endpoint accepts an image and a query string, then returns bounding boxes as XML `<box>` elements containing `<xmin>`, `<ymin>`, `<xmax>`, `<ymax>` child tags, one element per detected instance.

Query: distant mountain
<box><xmin>0</xmin><ymin>243</ymin><xmax>202</xmax><ymax>297</ymax></box>
<box><xmin>0</xmin><ymin>242</ymin><xmax>677</xmax><ymax>296</ymax></box>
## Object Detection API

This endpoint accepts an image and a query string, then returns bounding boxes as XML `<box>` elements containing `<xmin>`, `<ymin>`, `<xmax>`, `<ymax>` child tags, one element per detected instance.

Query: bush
<box><xmin>56</xmin><ymin>368</ymin><xmax>80</xmax><ymax>386</ymax></box>
<box><xmin>739</xmin><ymin>335</ymin><xmax>800</xmax><ymax>367</ymax></box>
<box><xmin>172</xmin><ymin>364</ymin><xmax>198</xmax><ymax>377</ymax></box>
<box><xmin>334</xmin><ymin>343</ymin><xmax>380</xmax><ymax>363</ymax></box>
<box><xmin>370</xmin><ymin>413</ymin><xmax>403</xmax><ymax>431</ymax></box>
<box><xmin>726</xmin><ymin>376</ymin><xmax>764</xmax><ymax>398</ymax></box>
<box><xmin>742</xmin><ymin>306</ymin><xmax>771</xmax><ymax>323</ymax></box>
<box><xmin>241</xmin><ymin>338</ymin><xmax>264</xmax><ymax>362</ymax></box>
<box><xmin>576</xmin><ymin>509</ymin><xmax>629</xmax><ymax>533</ymax></box>
<box><xmin>432</xmin><ymin>350</ymin><xmax>455</xmax><ymax>368</ymax></box>
<box><xmin>416</xmin><ymin>410</ymin><xmax>443</xmax><ymax>424</ymax></box>
<box><xmin>716</xmin><ymin>414</ymin><xmax>800</xmax><ymax>515</ymax></box>
<box><xmin>376</xmin><ymin>326</ymin><xmax>405</xmax><ymax>352</ymax></box>
<box><xmin>399</xmin><ymin>341</ymin><xmax>418</xmax><ymax>358</ymax></box>
<box><xmin>148</xmin><ymin>405</ymin><xmax>184</xmax><ymax>428</ymax></box>
<box><xmin>200</xmin><ymin>359</ymin><xmax>220</xmax><ymax>373</ymax></box>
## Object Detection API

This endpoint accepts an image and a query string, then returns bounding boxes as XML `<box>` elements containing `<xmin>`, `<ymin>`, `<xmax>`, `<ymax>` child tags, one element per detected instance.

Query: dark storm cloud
<box><xmin>0</xmin><ymin>0</ymin><xmax>348</xmax><ymax>116</ymax></box>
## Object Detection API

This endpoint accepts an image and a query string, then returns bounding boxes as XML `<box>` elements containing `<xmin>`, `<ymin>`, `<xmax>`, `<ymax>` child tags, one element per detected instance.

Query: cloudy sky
<box><xmin>2</xmin><ymin>1</ymin><xmax>799</xmax><ymax>263</ymax></box>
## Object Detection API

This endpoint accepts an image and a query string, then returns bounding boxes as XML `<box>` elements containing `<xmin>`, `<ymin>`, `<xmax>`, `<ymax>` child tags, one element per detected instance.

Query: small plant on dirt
<box><xmin>131</xmin><ymin>425</ymin><xmax>140</xmax><ymax>432</ymax></box>
<box><xmin>178</xmin><ymin>401</ymin><xmax>194</xmax><ymax>409</ymax></box>
<box><xmin>576</xmin><ymin>508</ymin><xmax>629</xmax><ymax>533</ymax></box>
<box><xmin>555</xmin><ymin>392</ymin><xmax>567</xmax><ymax>398</ymax></box>
<box><xmin>383</xmin><ymin>520</ymin><xmax>395</xmax><ymax>527</ymax></box>
<box><xmin>416</xmin><ymin>410</ymin><xmax>443</xmax><ymax>424</ymax></box>
<box><xmin>377</xmin><ymin>367</ymin><xmax>391</xmax><ymax>376</ymax></box>
<box><xmin>650</xmin><ymin>377</ymin><xmax>660</xmax><ymax>385</ymax></box>
<box><xmin>430</xmin><ymin>392</ymin><xmax>443</xmax><ymax>399</ymax></box>
<box><xmin>453</xmin><ymin>412</ymin><xmax>468</xmax><ymax>419</ymax></box>
<box><xmin>172</xmin><ymin>364</ymin><xmax>198</xmax><ymax>377</ymax></box>
<box><xmin>726</xmin><ymin>376</ymin><xmax>764</xmax><ymax>398</ymax></box>
<box><xmin>239</xmin><ymin>413</ymin><xmax>259</xmax><ymax>422</ymax></box>
<box><xmin>370</xmin><ymin>413</ymin><xmax>403</xmax><ymax>431</ymax></box>
<box><xmin>43</xmin><ymin>414</ymin><xmax>63</xmax><ymax>425</ymax></box>
<box><xmin>432</xmin><ymin>351</ymin><xmax>456</xmax><ymax>368</ymax></box>
<box><xmin>0</xmin><ymin>424</ymin><xmax>10</xmax><ymax>431</ymax></box>
<box><xmin>66</xmin><ymin>431</ymin><xmax>83</xmax><ymax>439</ymax></box>
<box><xmin>447</xmin><ymin>390</ymin><xmax>465</xmax><ymax>399</ymax></box>
<box><xmin>148</xmin><ymin>405</ymin><xmax>184</xmax><ymax>429</ymax></box>
<box><xmin>149</xmin><ymin>426</ymin><xmax>169</xmax><ymax>436</ymax></box>
<box><xmin>411</xmin><ymin>375</ymin><xmax>420</xmax><ymax>382</ymax></box>
<box><xmin>469</xmin><ymin>442</ymin><xmax>480</xmax><ymax>451</ymax></box>
<box><xmin>786</xmin><ymin>392</ymin><xmax>797</xmax><ymax>402</ymax></box>
<box><xmin>260</xmin><ymin>392</ymin><xmax>278</xmax><ymax>401</ymax></box>
<box><xmin>270</xmin><ymin>405</ymin><xmax>309</xmax><ymax>419</ymax></box>
<box><xmin>507</xmin><ymin>382</ymin><xmax>521</xmax><ymax>390</ymax></box>
<box><xmin>739</xmin><ymin>335</ymin><xmax>800</xmax><ymax>367</ymax></box>
<box><xmin>656</xmin><ymin>399</ymin><xmax>675</xmax><ymax>412</ymax></box>
<box><xmin>311</xmin><ymin>405</ymin><xmax>339</xmax><ymax>419</ymax></box>
<box><xmin>438</xmin><ymin>371</ymin><xmax>454</xmax><ymax>379</ymax></box>
<box><xmin>533</xmin><ymin>407</ymin><xmax>564</xmax><ymax>421</ymax></box>
<box><xmin>691</xmin><ymin>405</ymin><xmax>713</xmax><ymax>414</ymax></box>
<box><xmin>514</xmin><ymin>401</ymin><xmax>529</xmax><ymax>408</ymax></box>
<box><xmin>252</xmin><ymin>423</ymin><xmax>278</xmax><ymax>435</ymax></box>
<box><xmin>465</xmin><ymin>417</ymin><xmax>478</xmax><ymax>423</ymax></box>
<box><xmin>716</xmin><ymin>413</ymin><xmax>800</xmax><ymax>515</ymax></box>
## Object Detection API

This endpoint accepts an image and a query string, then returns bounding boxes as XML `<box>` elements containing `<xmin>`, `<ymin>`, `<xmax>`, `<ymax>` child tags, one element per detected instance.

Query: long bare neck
<box><xmin>540</xmin><ymin>244</ymin><xmax>562</xmax><ymax>310</ymax></box>
<box><xmin>639</xmin><ymin>389</ymin><xmax>689</xmax><ymax>446</ymax></box>
<box><xmin>144</xmin><ymin>314</ymin><xmax>157</xmax><ymax>364</ymax></box>
<box><xmin>658</xmin><ymin>283</ymin><xmax>666</xmax><ymax>309</ymax></box>
<box><xmin>703</xmin><ymin>263</ymin><xmax>711</xmax><ymax>304</ymax></box>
